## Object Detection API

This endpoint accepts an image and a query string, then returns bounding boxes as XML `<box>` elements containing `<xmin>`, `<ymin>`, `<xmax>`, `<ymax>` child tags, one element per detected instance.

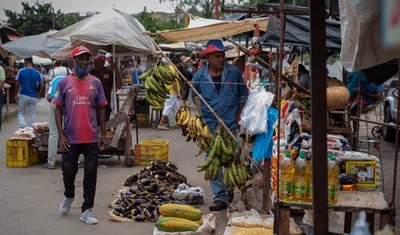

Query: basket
<box><xmin>134</xmin><ymin>140</ymin><xmax>169</xmax><ymax>165</ymax></box>
<box><xmin>6</xmin><ymin>138</ymin><xmax>38</xmax><ymax>167</ymax></box>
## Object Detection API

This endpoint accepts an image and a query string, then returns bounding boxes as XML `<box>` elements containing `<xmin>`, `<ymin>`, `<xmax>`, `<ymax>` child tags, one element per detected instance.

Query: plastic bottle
<box><xmin>350</xmin><ymin>211</ymin><xmax>372</xmax><ymax>235</ymax></box>
<box><xmin>327</xmin><ymin>153</ymin><xmax>340</xmax><ymax>204</ymax></box>
<box><xmin>293</xmin><ymin>151</ymin><xmax>309</xmax><ymax>202</ymax></box>
<box><xmin>279</xmin><ymin>151</ymin><xmax>294</xmax><ymax>201</ymax></box>
<box><xmin>307</xmin><ymin>157</ymin><xmax>313</xmax><ymax>202</ymax></box>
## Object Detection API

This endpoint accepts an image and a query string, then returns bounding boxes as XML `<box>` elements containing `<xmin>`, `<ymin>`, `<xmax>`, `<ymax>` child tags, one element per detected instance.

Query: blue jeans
<box><xmin>17</xmin><ymin>94</ymin><xmax>38</xmax><ymax>128</ymax></box>
<box><xmin>0</xmin><ymin>90</ymin><xmax>3</xmax><ymax>129</ymax></box>
<box><xmin>206</xmin><ymin>155</ymin><xmax>228</xmax><ymax>203</ymax></box>
<box><xmin>47</xmin><ymin>103</ymin><xmax>58</xmax><ymax>166</ymax></box>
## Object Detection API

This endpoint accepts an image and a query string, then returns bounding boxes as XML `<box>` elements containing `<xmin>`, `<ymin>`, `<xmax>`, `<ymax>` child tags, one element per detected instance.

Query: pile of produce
<box><xmin>155</xmin><ymin>204</ymin><xmax>203</xmax><ymax>232</ymax></box>
<box><xmin>139</xmin><ymin>62</ymin><xmax>178</xmax><ymax>107</ymax></box>
<box><xmin>111</xmin><ymin>160</ymin><xmax>189</xmax><ymax>222</ymax></box>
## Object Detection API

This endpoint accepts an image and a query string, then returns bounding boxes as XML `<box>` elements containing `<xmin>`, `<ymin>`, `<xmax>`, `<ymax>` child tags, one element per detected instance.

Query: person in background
<box><xmin>0</xmin><ymin>61</ymin><xmax>5</xmax><ymax>131</ymax></box>
<box><xmin>121</xmin><ymin>61</ymin><xmax>133</xmax><ymax>84</ymax></box>
<box><xmin>15</xmin><ymin>57</ymin><xmax>44</xmax><ymax>128</ymax></box>
<box><xmin>347</xmin><ymin>71</ymin><xmax>384</xmax><ymax>114</ymax></box>
<box><xmin>297</xmin><ymin>64</ymin><xmax>310</xmax><ymax>91</ymax></box>
<box><xmin>49</xmin><ymin>60</ymin><xmax>71</xmax><ymax>81</ymax></box>
<box><xmin>53</xmin><ymin>46</ymin><xmax>107</xmax><ymax>225</ymax></box>
<box><xmin>191</xmin><ymin>61</ymin><xmax>199</xmax><ymax>76</ymax></box>
<box><xmin>132</xmin><ymin>59</ymin><xmax>144</xmax><ymax>86</ymax></box>
<box><xmin>157</xmin><ymin>57</ymin><xmax>183</xmax><ymax>130</ymax></box>
<box><xmin>192</xmin><ymin>39</ymin><xmax>248</xmax><ymax>211</ymax></box>
<box><xmin>90</xmin><ymin>52</ymin><xmax>121</xmax><ymax>121</ymax></box>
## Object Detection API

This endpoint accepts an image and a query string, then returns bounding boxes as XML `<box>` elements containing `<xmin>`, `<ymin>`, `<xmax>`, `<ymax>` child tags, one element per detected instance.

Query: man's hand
<box><xmin>59</xmin><ymin>134</ymin><xmax>70</xmax><ymax>152</ymax></box>
<box><xmin>14</xmin><ymin>95</ymin><xmax>19</xmax><ymax>103</ymax></box>
<box><xmin>99</xmin><ymin>137</ymin><xmax>106</xmax><ymax>151</ymax></box>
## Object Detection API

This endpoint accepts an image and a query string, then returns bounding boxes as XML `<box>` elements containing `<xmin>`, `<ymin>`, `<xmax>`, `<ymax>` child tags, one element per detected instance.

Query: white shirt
<box><xmin>48</xmin><ymin>66</ymin><xmax>71</xmax><ymax>81</ymax></box>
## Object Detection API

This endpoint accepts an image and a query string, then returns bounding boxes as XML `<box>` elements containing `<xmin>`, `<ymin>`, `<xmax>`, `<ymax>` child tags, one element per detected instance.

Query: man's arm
<box><xmin>38</xmin><ymin>81</ymin><xmax>44</xmax><ymax>98</ymax></box>
<box><xmin>15</xmin><ymin>80</ymin><xmax>20</xmax><ymax>103</ymax></box>
<box><xmin>111</xmin><ymin>62</ymin><xmax>122</xmax><ymax>89</ymax></box>
<box><xmin>97</xmin><ymin>106</ymin><xmax>106</xmax><ymax>150</ymax></box>
<box><xmin>55</xmin><ymin>105</ymin><xmax>69</xmax><ymax>152</ymax></box>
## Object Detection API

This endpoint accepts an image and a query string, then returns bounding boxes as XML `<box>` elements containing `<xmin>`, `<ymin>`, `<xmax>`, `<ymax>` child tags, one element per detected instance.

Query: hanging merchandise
<box><xmin>239</xmin><ymin>87</ymin><xmax>274</xmax><ymax>135</ymax></box>
<box><xmin>252</xmin><ymin>107</ymin><xmax>279</xmax><ymax>161</ymax></box>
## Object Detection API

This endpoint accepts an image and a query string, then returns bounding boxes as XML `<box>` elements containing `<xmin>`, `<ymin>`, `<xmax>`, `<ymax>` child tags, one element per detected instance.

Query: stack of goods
<box><xmin>155</xmin><ymin>204</ymin><xmax>203</xmax><ymax>232</ymax></box>
<box><xmin>31</xmin><ymin>122</ymin><xmax>49</xmax><ymax>133</ymax></box>
<box><xmin>109</xmin><ymin>160</ymin><xmax>190</xmax><ymax>222</ymax></box>
<box><xmin>139</xmin><ymin>61</ymin><xmax>178</xmax><ymax>108</ymax></box>
<box><xmin>224</xmin><ymin>210</ymin><xmax>302</xmax><ymax>235</ymax></box>
<box><xmin>14</xmin><ymin>127</ymin><xmax>35</xmax><ymax>138</ymax></box>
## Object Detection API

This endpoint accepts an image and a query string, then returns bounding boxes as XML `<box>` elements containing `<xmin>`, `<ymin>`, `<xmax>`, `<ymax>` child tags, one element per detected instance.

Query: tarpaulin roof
<box><xmin>50</xmin><ymin>8</ymin><xmax>155</xmax><ymax>59</ymax></box>
<box><xmin>339</xmin><ymin>0</ymin><xmax>400</xmax><ymax>75</ymax></box>
<box><xmin>0</xmin><ymin>31</ymin><xmax>69</xmax><ymax>58</ymax></box>
<box><xmin>157</xmin><ymin>16</ymin><xmax>268</xmax><ymax>42</ymax></box>
<box><xmin>260</xmin><ymin>14</ymin><xmax>341</xmax><ymax>50</ymax></box>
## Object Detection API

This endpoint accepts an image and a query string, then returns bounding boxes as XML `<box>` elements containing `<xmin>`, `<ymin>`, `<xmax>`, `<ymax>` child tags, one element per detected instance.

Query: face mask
<box><xmin>73</xmin><ymin>60</ymin><xmax>89</xmax><ymax>78</ymax></box>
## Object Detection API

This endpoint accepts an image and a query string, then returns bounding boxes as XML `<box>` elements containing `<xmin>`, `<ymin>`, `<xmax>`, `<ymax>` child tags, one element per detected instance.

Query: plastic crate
<box><xmin>6</xmin><ymin>138</ymin><xmax>38</xmax><ymax>167</ymax></box>
<box><xmin>134</xmin><ymin>140</ymin><xmax>169</xmax><ymax>165</ymax></box>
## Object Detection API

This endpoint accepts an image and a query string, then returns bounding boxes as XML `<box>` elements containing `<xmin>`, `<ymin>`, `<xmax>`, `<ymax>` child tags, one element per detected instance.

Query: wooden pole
<box><xmin>146</xmin><ymin>34</ymin><xmax>263</xmax><ymax>173</ymax></box>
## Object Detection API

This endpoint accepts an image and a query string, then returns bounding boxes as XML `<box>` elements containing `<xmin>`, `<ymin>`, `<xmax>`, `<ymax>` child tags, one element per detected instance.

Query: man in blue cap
<box><xmin>192</xmin><ymin>39</ymin><xmax>248</xmax><ymax>211</ymax></box>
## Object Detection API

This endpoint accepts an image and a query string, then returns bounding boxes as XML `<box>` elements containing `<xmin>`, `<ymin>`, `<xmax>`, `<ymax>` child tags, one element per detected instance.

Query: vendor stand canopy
<box><xmin>157</xmin><ymin>15</ymin><xmax>268</xmax><ymax>42</ymax></box>
<box><xmin>50</xmin><ymin>8</ymin><xmax>155</xmax><ymax>59</ymax></box>
<box><xmin>0</xmin><ymin>31</ymin><xmax>69</xmax><ymax>58</ymax></box>
<box><xmin>260</xmin><ymin>14</ymin><xmax>341</xmax><ymax>51</ymax></box>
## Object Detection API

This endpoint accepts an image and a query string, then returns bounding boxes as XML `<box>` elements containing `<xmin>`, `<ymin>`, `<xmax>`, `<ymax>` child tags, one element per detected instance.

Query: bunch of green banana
<box><xmin>139</xmin><ymin>61</ymin><xmax>179</xmax><ymax>106</ymax></box>
<box><xmin>197</xmin><ymin>132</ymin><xmax>240</xmax><ymax>180</ymax></box>
<box><xmin>223</xmin><ymin>159</ymin><xmax>252</xmax><ymax>192</ymax></box>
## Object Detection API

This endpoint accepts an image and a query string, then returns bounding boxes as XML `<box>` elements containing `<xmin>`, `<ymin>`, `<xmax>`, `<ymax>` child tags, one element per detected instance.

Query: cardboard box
<box><xmin>345</xmin><ymin>160</ymin><xmax>376</xmax><ymax>188</ymax></box>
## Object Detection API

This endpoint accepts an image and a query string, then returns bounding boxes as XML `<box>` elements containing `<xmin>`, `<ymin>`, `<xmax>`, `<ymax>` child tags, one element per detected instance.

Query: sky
<box><xmin>0</xmin><ymin>0</ymin><xmax>175</xmax><ymax>20</ymax></box>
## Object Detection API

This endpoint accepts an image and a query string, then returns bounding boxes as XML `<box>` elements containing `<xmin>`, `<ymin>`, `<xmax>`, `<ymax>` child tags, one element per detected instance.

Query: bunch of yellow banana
<box><xmin>175</xmin><ymin>105</ymin><xmax>191</xmax><ymax>127</ymax></box>
<box><xmin>139</xmin><ymin>62</ymin><xmax>178</xmax><ymax>107</ymax></box>
<box><xmin>223</xmin><ymin>159</ymin><xmax>252</xmax><ymax>192</ymax></box>
<box><xmin>186</xmin><ymin>114</ymin><xmax>214</xmax><ymax>156</ymax></box>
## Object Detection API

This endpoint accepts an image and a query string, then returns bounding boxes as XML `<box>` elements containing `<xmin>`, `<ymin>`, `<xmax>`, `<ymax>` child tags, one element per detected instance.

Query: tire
<box><xmin>383</xmin><ymin>106</ymin><xmax>396</xmax><ymax>142</ymax></box>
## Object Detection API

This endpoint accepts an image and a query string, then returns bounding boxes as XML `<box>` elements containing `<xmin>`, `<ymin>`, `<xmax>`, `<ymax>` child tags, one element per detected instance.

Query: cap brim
<box><xmin>74</xmin><ymin>51</ymin><xmax>92</xmax><ymax>57</ymax></box>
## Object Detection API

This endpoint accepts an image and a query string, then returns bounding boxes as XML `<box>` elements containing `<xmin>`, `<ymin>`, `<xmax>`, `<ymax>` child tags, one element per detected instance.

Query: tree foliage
<box><xmin>3</xmin><ymin>0</ymin><xmax>90</xmax><ymax>36</ymax></box>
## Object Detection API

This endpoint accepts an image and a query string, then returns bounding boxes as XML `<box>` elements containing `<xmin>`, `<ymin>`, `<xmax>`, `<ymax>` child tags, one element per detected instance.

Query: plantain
<box><xmin>138</xmin><ymin>69</ymin><xmax>153</xmax><ymax>81</ymax></box>
<box><xmin>181</xmin><ymin>108</ymin><xmax>191</xmax><ymax>126</ymax></box>
<box><xmin>202</xmin><ymin>125</ymin><xmax>213</xmax><ymax>138</ymax></box>
<box><xmin>223</xmin><ymin>166</ymin><xmax>231</xmax><ymax>185</ymax></box>
<box><xmin>197</xmin><ymin>156</ymin><xmax>212</xmax><ymax>172</ymax></box>
<box><xmin>215</xmin><ymin>135</ymin><xmax>222</xmax><ymax>157</ymax></box>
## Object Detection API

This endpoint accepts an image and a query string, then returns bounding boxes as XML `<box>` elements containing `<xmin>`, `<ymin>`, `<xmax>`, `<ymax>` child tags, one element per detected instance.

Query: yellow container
<box><xmin>6</xmin><ymin>138</ymin><xmax>38</xmax><ymax>167</ymax></box>
<box><xmin>134</xmin><ymin>140</ymin><xmax>169</xmax><ymax>165</ymax></box>
<box><xmin>345</xmin><ymin>160</ymin><xmax>377</xmax><ymax>188</ymax></box>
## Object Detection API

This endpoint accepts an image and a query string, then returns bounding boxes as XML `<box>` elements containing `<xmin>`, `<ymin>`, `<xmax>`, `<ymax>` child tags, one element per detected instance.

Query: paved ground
<box><xmin>1</xmin><ymin>100</ymin><xmax>400</xmax><ymax>234</ymax></box>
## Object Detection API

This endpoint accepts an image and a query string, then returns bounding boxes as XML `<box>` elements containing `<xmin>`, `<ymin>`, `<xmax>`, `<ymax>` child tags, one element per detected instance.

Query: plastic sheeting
<box><xmin>50</xmin><ymin>8</ymin><xmax>154</xmax><ymax>59</ymax></box>
<box><xmin>157</xmin><ymin>16</ymin><xmax>268</xmax><ymax>42</ymax></box>
<box><xmin>339</xmin><ymin>0</ymin><xmax>400</xmax><ymax>72</ymax></box>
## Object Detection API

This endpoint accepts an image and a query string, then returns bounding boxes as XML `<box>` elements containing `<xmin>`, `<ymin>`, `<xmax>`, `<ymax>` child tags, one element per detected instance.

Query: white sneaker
<box><xmin>80</xmin><ymin>209</ymin><xmax>98</xmax><ymax>224</ymax></box>
<box><xmin>157</xmin><ymin>125</ymin><xmax>170</xmax><ymax>130</ymax></box>
<box><xmin>59</xmin><ymin>197</ymin><xmax>74</xmax><ymax>214</ymax></box>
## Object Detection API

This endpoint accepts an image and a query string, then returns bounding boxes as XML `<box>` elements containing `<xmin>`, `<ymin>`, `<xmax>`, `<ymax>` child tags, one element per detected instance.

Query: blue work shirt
<box><xmin>192</xmin><ymin>63</ymin><xmax>248</xmax><ymax>134</ymax></box>
<box><xmin>346</xmin><ymin>71</ymin><xmax>384</xmax><ymax>105</ymax></box>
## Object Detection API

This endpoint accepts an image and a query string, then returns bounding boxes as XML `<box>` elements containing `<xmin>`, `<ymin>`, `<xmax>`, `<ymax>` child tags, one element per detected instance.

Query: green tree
<box><xmin>136</xmin><ymin>7</ymin><xmax>184</xmax><ymax>44</ymax></box>
<box><xmin>3</xmin><ymin>1</ymin><xmax>88</xmax><ymax>36</ymax></box>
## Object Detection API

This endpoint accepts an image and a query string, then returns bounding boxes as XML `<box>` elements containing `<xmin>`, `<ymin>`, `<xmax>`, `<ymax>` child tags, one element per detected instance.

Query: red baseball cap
<box><xmin>199</xmin><ymin>39</ymin><xmax>227</xmax><ymax>59</ymax></box>
<box><xmin>71</xmin><ymin>46</ymin><xmax>92</xmax><ymax>58</ymax></box>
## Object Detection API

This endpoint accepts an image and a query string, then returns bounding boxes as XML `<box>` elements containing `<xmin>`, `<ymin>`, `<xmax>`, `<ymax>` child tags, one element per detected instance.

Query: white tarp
<box><xmin>16</xmin><ymin>55</ymin><xmax>52</xmax><ymax>65</ymax></box>
<box><xmin>339</xmin><ymin>0</ymin><xmax>400</xmax><ymax>71</ymax></box>
<box><xmin>0</xmin><ymin>31</ymin><xmax>69</xmax><ymax>58</ymax></box>
<box><xmin>157</xmin><ymin>16</ymin><xmax>268</xmax><ymax>42</ymax></box>
<box><xmin>50</xmin><ymin>8</ymin><xmax>154</xmax><ymax>59</ymax></box>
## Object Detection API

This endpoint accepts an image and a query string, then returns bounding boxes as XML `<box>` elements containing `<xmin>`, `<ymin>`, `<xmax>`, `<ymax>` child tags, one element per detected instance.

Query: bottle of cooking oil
<box><xmin>293</xmin><ymin>151</ymin><xmax>309</xmax><ymax>202</ymax></box>
<box><xmin>279</xmin><ymin>150</ymin><xmax>294</xmax><ymax>201</ymax></box>
<box><xmin>307</xmin><ymin>156</ymin><xmax>313</xmax><ymax>202</ymax></box>
<box><xmin>327</xmin><ymin>153</ymin><xmax>340</xmax><ymax>204</ymax></box>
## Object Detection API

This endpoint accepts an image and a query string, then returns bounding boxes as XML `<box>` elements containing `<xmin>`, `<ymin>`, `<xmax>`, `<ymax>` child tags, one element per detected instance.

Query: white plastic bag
<box><xmin>239</xmin><ymin>88</ymin><xmax>274</xmax><ymax>135</ymax></box>
<box><xmin>173</xmin><ymin>183</ymin><xmax>205</xmax><ymax>205</ymax></box>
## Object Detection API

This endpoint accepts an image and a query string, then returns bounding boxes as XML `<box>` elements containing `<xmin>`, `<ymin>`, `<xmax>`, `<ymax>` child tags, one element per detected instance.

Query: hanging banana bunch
<box><xmin>139</xmin><ymin>61</ymin><xmax>178</xmax><ymax>107</ymax></box>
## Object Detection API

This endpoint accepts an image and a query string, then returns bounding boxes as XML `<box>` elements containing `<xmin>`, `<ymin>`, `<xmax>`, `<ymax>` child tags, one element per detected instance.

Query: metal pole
<box><xmin>310</xmin><ymin>1</ymin><xmax>329</xmax><ymax>234</ymax></box>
